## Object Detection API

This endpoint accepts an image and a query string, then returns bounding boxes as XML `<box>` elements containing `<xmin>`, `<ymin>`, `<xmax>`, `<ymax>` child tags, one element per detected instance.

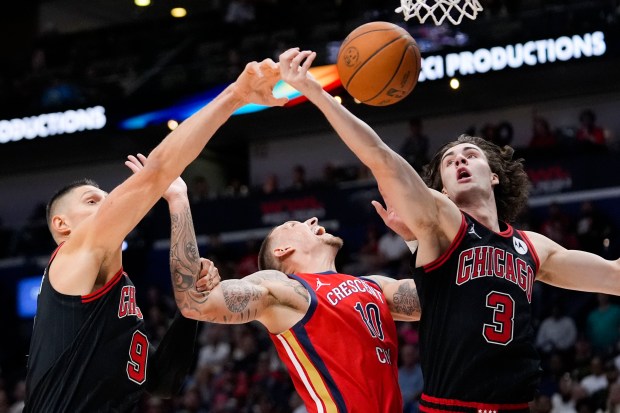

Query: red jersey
<box><xmin>270</xmin><ymin>271</ymin><xmax>402</xmax><ymax>413</ymax></box>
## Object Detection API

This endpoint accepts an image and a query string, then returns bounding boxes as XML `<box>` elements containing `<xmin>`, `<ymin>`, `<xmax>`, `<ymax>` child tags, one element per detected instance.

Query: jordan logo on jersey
<box><xmin>468</xmin><ymin>223</ymin><xmax>482</xmax><ymax>239</ymax></box>
<box><xmin>315</xmin><ymin>279</ymin><xmax>331</xmax><ymax>291</ymax></box>
<box><xmin>118</xmin><ymin>285</ymin><xmax>143</xmax><ymax>319</ymax></box>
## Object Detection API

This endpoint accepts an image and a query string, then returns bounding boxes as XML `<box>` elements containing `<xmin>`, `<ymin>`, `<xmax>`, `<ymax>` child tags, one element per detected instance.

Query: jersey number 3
<box><xmin>483</xmin><ymin>291</ymin><xmax>515</xmax><ymax>345</ymax></box>
<box><xmin>127</xmin><ymin>330</ymin><xmax>149</xmax><ymax>384</ymax></box>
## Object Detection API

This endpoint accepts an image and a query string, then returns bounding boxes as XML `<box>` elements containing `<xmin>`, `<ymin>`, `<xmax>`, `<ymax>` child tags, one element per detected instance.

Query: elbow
<box><xmin>178</xmin><ymin>305</ymin><xmax>194</xmax><ymax>319</ymax></box>
<box><xmin>367</xmin><ymin>148</ymin><xmax>413</xmax><ymax>179</ymax></box>
<box><xmin>176</xmin><ymin>301</ymin><xmax>204</xmax><ymax>321</ymax></box>
<box><xmin>141</xmin><ymin>154</ymin><xmax>177</xmax><ymax>185</ymax></box>
<box><xmin>364</xmin><ymin>144</ymin><xmax>395</xmax><ymax>169</ymax></box>
<box><xmin>179</xmin><ymin>307</ymin><xmax>205</xmax><ymax>321</ymax></box>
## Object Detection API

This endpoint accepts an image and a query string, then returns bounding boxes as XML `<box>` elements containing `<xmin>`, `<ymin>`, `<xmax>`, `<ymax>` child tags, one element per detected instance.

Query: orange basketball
<box><xmin>337</xmin><ymin>21</ymin><xmax>421</xmax><ymax>106</ymax></box>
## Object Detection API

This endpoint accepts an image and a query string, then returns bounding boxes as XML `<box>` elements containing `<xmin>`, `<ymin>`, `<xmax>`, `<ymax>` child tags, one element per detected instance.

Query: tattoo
<box><xmin>222</xmin><ymin>282</ymin><xmax>262</xmax><ymax>312</ymax></box>
<box><xmin>392</xmin><ymin>281</ymin><xmax>421</xmax><ymax>316</ymax></box>
<box><xmin>169</xmin><ymin>206</ymin><xmax>205</xmax><ymax>314</ymax></box>
<box><xmin>249</xmin><ymin>272</ymin><xmax>309</xmax><ymax>303</ymax></box>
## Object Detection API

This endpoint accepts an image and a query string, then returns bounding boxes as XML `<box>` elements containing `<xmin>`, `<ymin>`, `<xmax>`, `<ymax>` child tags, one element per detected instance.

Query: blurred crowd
<box><xmin>1</xmin><ymin>186</ymin><xmax>620</xmax><ymax>412</ymax></box>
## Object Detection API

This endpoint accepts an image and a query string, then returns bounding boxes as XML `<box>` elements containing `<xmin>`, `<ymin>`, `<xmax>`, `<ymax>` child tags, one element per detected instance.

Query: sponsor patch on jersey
<box><xmin>513</xmin><ymin>237</ymin><xmax>528</xmax><ymax>255</ymax></box>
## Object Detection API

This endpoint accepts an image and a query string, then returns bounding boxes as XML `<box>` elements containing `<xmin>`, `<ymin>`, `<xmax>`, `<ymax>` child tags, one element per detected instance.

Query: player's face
<box><xmin>64</xmin><ymin>185</ymin><xmax>108</xmax><ymax>229</ymax></box>
<box><xmin>273</xmin><ymin>217</ymin><xmax>343</xmax><ymax>253</ymax></box>
<box><xmin>439</xmin><ymin>143</ymin><xmax>498</xmax><ymax>199</ymax></box>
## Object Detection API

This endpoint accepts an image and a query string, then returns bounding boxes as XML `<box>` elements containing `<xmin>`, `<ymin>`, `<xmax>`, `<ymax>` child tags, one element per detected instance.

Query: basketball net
<box><xmin>395</xmin><ymin>0</ymin><xmax>483</xmax><ymax>25</ymax></box>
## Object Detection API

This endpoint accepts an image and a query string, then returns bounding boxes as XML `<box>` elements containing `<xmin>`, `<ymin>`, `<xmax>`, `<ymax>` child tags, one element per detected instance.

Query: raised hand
<box><xmin>372</xmin><ymin>199</ymin><xmax>416</xmax><ymax>242</ymax></box>
<box><xmin>195</xmin><ymin>258</ymin><xmax>221</xmax><ymax>293</ymax></box>
<box><xmin>231</xmin><ymin>59</ymin><xmax>289</xmax><ymax>106</ymax></box>
<box><xmin>279</xmin><ymin>48</ymin><xmax>322</xmax><ymax>99</ymax></box>
<box><xmin>125</xmin><ymin>153</ymin><xmax>187</xmax><ymax>202</ymax></box>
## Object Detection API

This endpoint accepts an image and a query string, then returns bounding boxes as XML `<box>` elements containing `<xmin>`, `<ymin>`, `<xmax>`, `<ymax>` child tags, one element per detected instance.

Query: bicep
<box><xmin>366</xmin><ymin>275</ymin><xmax>421</xmax><ymax>321</ymax></box>
<box><xmin>535</xmin><ymin>233</ymin><xmax>620</xmax><ymax>294</ymax></box>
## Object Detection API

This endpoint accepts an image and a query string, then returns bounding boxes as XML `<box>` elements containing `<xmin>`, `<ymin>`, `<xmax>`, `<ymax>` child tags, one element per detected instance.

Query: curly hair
<box><xmin>422</xmin><ymin>135</ymin><xmax>530</xmax><ymax>222</ymax></box>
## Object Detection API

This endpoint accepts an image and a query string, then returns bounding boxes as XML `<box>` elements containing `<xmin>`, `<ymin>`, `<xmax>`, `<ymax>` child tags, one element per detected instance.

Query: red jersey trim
<box><xmin>465</xmin><ymin>211</ymin><xmax>514</xmax><ymax>238</ymax></box>
<box><xmin>48</xmin><ymin>242</ymin><xmax>65</xmax><ymax>265</ymax></box>
<box><xmin>424</xmin><ymin>214</ymin><xmax>467</xmax><ymax>272</ymax></box>
<box><xmin>81</xmin><ymin>268</ymin><xmax>124</xmax><ymax>303</ymax></box>
<box><xmin>421</xmin><ymin>394</ymin><xmax>530</xmax><ymax>411</ymax></box>
<box><xmin>496</xmin><ymin>223</ymin><xmax>514</xmax><ymax>237</ymax></box>
<box><xmin>517</xmin><ymin>230</ymin><xmax>540</xmax><ymax>273</ymax></box>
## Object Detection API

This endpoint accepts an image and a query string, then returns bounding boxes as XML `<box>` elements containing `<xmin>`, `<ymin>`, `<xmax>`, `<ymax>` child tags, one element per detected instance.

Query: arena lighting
<box><xmin>119</xmin><ymin>65</ymin><xmax>341</xmax><ymax>130</ymax></box>
<box><xmin>167</xmin><ymin>119</ymin><xmax>179</xmax><ymax>130</ymax></box>
<box><xmin>17</xmin><ymin>276</ymin><xmax>42</xmax><ymax>318</ymax></box>
<box><xmin>170</xmin><ymin>7</ymin><xmax>187</xmax><ymax>18</ymax></box>
<box><xmin>419</xmin><ymin>31</ymin><xmax>606</xmax><ymax>82</ymax></box>
<box><xmin>134</xmin><ymin>0</ymin><xmax>150</xmax><ymax>6</ymax></box>
<box><xmin>450</xmin><ymin>78</ymin><xmax>460</xmax><ymax>89</ymax></box>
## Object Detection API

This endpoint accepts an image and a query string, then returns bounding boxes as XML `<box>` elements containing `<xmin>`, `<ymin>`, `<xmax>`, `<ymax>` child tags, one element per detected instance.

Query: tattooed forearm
<box><xmin>169</xmin><ymin>205</ymin><xmax>204</xmax><ymax>312</ymax></box>
<box><xmin>392</xmin><ymin>281</ymin><xmax>421</xmax><ymax>316</ymax></box>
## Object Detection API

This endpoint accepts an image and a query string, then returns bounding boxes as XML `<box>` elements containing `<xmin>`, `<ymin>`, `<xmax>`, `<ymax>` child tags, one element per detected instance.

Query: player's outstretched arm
<box><xmin>527</xmin><ymin>231</ymin><xmax>620</xmax><ymax>294</ymax></box>
<box><xmin>279</xmin><ymin>48</ymin><xmax>461</xmax><ymax>260</ymax></box>
<box><xmin>364</xmin><ymin>275</ymin><xmax>421</xmax><ymax>321</ymax></box>
<box><xmin>125</xmin><ymin>153</ymin><xmax>202</xmax><ymax>398</ymax></box>
<box><xmin>75</xmin><ymin>59</ymin><xmax>287</xmax><ymax>257</ymax></box>
<box><xmin>53</xmin><ymin>60</ymin><xmax>286</xmax><ymax>294</ymax></box>
<box><xmin>125</xmin><ymin>154</ymin><xmax>219</xmax><ymax>312</ymax></box>
<box><xmin>188</xmin><ymin>267</ymin><xmax>310</xmax><ymax>334</ymax></box>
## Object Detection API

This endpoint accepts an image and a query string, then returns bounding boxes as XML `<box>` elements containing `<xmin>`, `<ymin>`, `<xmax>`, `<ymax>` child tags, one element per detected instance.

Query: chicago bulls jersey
<box><xmin>270</xmin><ymin>271</ymin><xmax>402</xmax><ymax>413</ymax></box>
<box><xmin>413</xmin><ymin>212</ymin><xmax>541</xmax><ymax>411</ymax></box>
<box><xmin>25</xmin><ymin>245</ymin><xmax>148</xmax><ymax>413</ymax></box>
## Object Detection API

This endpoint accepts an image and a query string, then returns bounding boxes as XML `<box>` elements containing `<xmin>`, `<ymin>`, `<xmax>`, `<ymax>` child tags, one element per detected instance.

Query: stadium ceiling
<box><xmin>39</xmin><ymin>0</ymin><xmax>218</xmax><ymax>34</ymax></box>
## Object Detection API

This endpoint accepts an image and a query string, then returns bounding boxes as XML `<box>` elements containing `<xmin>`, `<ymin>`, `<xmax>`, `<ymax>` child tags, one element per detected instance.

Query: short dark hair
<box><xmin>46</xmin><ymin>179</ymin><xmax>100</xmax><ymax>225</ymax></box>
<box><xmin>422</xmin><ymin>134</ymin><xmax>529</xmax><ymax>223</ymax></box>
<box><xmin>257</xmin><ymin>227</ymin><xmax>280</xmax><ymax>271</ymax></box>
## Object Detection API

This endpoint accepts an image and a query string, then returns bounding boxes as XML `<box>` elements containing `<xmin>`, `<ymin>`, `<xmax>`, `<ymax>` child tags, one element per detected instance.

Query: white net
<box><xmin>395</xmin><ymin>0</ymin><xmax>483</xmax><ymax>25</ymax></box>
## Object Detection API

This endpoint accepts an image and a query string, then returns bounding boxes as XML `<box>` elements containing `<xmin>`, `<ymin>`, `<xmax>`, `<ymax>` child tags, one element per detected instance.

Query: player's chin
<box><xmin>323</xmin><ymin>235</ymin><xmax>344</xmax><ymax>250</ymax></box>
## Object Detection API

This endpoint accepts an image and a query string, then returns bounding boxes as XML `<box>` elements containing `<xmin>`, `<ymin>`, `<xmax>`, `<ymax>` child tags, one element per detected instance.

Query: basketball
<box><xmin>336</xmin><ymin>21</ymin><xmax>421</xmax><ymax>106</ymax></box>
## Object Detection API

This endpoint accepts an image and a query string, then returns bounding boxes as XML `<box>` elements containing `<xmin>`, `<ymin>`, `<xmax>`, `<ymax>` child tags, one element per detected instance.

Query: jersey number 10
<box><xmin>354</xmin><ymin>302</ymin><xmax>385</xmax><ymax>341</ymax></box>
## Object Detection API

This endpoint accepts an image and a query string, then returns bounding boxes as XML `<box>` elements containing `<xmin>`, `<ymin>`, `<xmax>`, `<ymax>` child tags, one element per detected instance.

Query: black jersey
<box><xmin>25</xmin><ymin>246</ymin><xmax>148</xmax><ymax>413</ymax></box>
<box><xmin>413</xmin><ymin>212</ymin><xmax>541</xmax><ymax>410</ymax></box>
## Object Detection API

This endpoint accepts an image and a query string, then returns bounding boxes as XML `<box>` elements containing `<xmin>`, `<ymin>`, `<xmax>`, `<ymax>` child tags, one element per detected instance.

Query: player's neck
<box><xmin>459</xmin><ymin>201</ymin><xmax>500</xmax><ymax>232</ymax></box>
<box><xmin>291</xmin><ymin>254</ymin><xmax>337</xmax><ymax>274</ymax></box>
